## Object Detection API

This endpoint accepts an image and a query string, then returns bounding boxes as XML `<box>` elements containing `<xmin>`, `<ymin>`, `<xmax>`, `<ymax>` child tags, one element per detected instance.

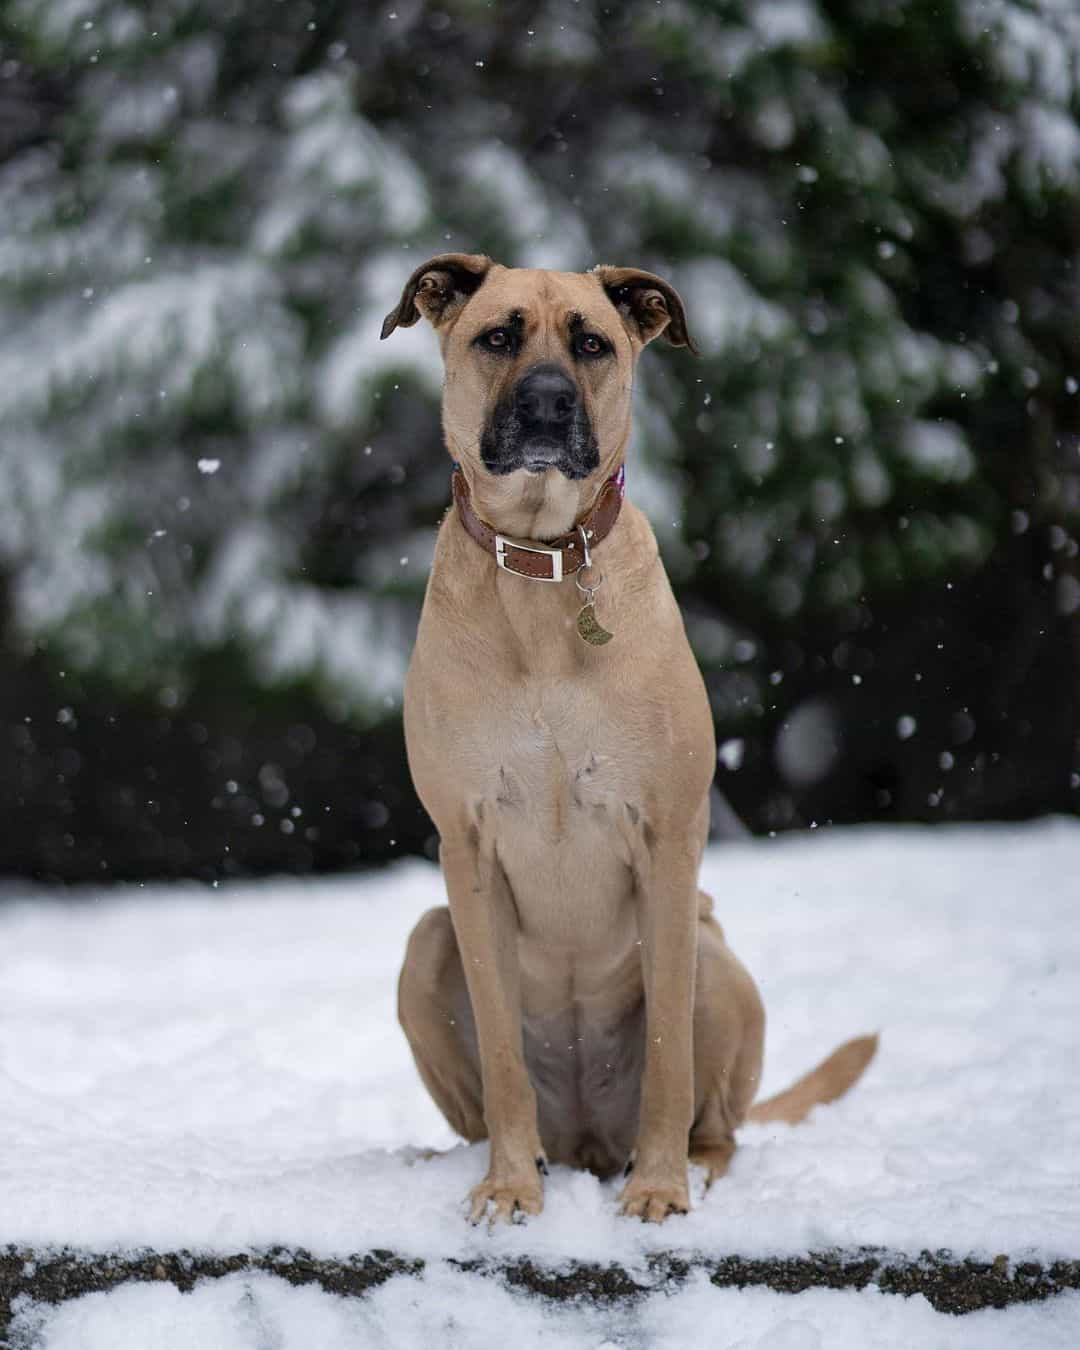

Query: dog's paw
<box><xmin>617</xmin><ymin>1175</ymin><xmax>689</xmax><ymax>1224</ymax></box>
<box><xmin>468</xmin><ymin>1170</ymin><xmax>544</xmax><ymax>1226</ymax></box>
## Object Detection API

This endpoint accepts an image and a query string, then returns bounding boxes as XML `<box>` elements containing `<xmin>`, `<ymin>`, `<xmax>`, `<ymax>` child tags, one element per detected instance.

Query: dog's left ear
<box><xmin>593</xmin><ymin>265</ymin><xmax>698</xmax><ymax>355</ymax></box>
<box><xmin>380</xmin><ymin>252</ymin><xmax>493</xmax><ymax>339</ymax></box>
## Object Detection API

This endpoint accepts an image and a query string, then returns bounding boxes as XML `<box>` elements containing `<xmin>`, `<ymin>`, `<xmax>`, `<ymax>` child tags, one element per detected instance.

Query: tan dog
<box><xmin>383</xmin><ymin>255</ymin><xmax>875</xmax><ymax>1224</ymax></box>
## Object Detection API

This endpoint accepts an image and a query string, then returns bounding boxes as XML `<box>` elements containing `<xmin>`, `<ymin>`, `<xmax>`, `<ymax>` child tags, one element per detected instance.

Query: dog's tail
<box><xmin>747</xmin><ymin>1033</ymin><xmax>878</xmax><ymax>1126</ymax></box>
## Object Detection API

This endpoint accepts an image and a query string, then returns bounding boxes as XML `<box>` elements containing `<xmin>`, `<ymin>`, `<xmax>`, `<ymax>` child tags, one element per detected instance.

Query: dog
<box><xmin>382</xmin><ymin>255</ymin><xmax>876</xmax><ymax>1224</ymax></box>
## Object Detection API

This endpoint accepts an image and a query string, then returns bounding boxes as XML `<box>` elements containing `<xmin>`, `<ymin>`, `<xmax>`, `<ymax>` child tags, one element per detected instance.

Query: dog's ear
<box><xmin>380</xmin><ymin>253</ymin><xmax>493</xmax><ymax>339</ymax></box>
<box><xmin>593</xmin><ymin>265</ymin><xmax>698</xmax><ymax>354</ymax></box>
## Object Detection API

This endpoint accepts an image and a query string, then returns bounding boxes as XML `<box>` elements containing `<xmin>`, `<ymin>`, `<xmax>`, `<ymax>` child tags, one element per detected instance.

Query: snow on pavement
<box><xmin>8</xmin><ymin>1269</ymin><xmax>1080</xmax><ymax>1350</ymax></box>
<box><xmin>2</xmin><ymin>820</ymin><xmax>1079</xmax><ymax>1342</ymax></box>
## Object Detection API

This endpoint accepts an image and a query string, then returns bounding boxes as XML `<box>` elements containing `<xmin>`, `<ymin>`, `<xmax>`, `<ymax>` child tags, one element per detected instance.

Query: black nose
<box><xmin>514</xmin><ymin>364</ymin><xmax>577</xmax><ymax>427</ymax></box>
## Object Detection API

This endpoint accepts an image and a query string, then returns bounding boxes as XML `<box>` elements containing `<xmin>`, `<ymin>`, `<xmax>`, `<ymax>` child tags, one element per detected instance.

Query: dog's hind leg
<box><xmin>688</xmin><ymin>897</ymin><xmax>765</xmax><ymax>1187</ymax></box>
<box><xmin>397</xmin><ymin>905</ymin><xmax>486</xmax><ymax>1145</ymax></box>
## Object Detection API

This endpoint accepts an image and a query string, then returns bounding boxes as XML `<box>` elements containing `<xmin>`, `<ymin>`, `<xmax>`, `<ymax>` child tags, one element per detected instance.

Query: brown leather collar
<box><xmin>451</xmin><ymin>465</ymin><xmax>626</xmax><ymax>582</ymax></box>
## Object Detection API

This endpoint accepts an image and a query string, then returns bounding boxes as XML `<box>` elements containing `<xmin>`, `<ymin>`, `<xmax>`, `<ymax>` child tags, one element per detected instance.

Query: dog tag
<box><xmin>576</xmin><ymin>601</ymin><xmax>613</xmax><ymax>646</ymax></box>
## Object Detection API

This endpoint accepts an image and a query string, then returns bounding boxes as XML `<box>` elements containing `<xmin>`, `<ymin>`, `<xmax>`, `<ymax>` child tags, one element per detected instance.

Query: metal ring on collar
<box><xmin>576</xmin><ymin>565</ymin><xmax>603</xmax><ymax>600</ymax></box>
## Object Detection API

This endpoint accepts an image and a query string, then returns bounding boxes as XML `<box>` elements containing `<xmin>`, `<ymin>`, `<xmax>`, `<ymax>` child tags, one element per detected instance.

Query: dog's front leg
<box><xmin>440</xmin><ymin>831</ymin><xmax>545</xmax><ymax>1224</ymax></box>
<box><xmin>621</xmin><ymin>836</ymin><xmax>699</xmax><ymax>1222</ymax></box>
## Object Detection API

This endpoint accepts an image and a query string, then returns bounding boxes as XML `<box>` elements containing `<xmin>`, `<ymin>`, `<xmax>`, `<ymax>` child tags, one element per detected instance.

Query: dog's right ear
<box><xmin>380</xmin><ymin>253</ymin><xmax>493</xmax><ymax>339</ymax></box>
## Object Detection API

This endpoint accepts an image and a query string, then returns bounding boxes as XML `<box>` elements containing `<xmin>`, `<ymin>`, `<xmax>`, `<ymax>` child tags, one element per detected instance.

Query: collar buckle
<box><xmin>494</xmin><ymin>534</ymin><xmax>564</xmax><ymax>582</ymax></box>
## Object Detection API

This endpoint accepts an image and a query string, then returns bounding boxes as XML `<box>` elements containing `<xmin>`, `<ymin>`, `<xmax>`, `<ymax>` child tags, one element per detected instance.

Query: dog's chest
<box><xmin>486</xmin><ymin>695</ymin><xmax>645</xmax><ymax>958</ymax></box>
<box><xmin>488</xmin><ymin>692</ymin><xmax>638</xmax><ymax>833</ymax></box>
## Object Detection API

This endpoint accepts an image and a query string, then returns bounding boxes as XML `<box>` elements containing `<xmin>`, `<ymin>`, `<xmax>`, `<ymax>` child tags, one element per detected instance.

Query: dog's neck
<box><xmin>451</xmin><ymin>463</ymin><xmax>625</xmax><ymax>586</ymax></box>
<box><xmin>458</xmin><ymin>463</ymin><xmax>621</xmax><ymax>541</ymax></box>
<box><xmin>434</xmin><ymin>468</ymin><xmax>657</xmax><ymax>674</ymax></box>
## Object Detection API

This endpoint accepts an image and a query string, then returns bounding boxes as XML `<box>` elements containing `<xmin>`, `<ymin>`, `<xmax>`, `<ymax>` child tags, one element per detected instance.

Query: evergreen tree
<box><xmin>1</xmin><ymin>0</ymin><xmax>1077</xmax><ymax>848</ymax></box>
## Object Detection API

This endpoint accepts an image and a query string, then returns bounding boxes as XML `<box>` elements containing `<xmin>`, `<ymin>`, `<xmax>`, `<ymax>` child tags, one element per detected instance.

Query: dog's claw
<box><xmin>468</xmin><ymin>1174</ymin><xmax>544</xmax><ymax>1226</ymax></box>
<box><xmin>618</xmin><ymin>1176</ymin><xmax>689</xmax><ymax>1224</ymax></box>
<box><xmin>689</xmin><ymin>1143</ymin><xmax>736</xmax><ymax>1188</ymax></box>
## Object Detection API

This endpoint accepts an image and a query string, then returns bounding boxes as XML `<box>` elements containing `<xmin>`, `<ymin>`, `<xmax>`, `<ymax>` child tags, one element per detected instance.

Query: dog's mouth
<box><xmin>520</xmin><ymin>437</ymin><xmax>571</xmax><ymax>474</ymax></box>
<box><xmin>480</xmin><ymin>414</ymin><xmax>599</xmax><ymax>481</ymax></box>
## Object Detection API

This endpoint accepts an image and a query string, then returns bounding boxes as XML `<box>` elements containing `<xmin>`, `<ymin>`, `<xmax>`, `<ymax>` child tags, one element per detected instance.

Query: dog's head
<box><xmin>381</xmin><ymin>255</ymin><xmax>695</xmax><ymax>533</ymax></box>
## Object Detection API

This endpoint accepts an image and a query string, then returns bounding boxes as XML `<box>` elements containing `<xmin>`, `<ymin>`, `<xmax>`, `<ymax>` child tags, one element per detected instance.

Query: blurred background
<box><xmin>0</xmin><ymin>0</ymin><xmax>1077</xmax><ymax>883</ymax></box>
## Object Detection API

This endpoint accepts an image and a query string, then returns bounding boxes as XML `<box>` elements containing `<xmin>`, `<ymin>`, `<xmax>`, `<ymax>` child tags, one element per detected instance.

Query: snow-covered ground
<box><xmin>3</xmin><ymin>820</ymin><xmax>1079</xmax><ymax>1345</ymax></box>
<box><xmin>10</xmin><ymin>1267</ymin><xmax>1080</xmax><ymax>1350</ymax></box>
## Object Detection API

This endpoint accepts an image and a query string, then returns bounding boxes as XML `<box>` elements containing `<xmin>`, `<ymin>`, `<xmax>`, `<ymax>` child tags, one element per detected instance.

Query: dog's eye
<box><xmin>576</xmin><ymin>333</ymin><xmax>609</xmax><ymax>358</ymax></box>
<box><xmin>479</xmin><ymin>328</ymin><xmax>513</xmax><ymax>352</ymax></box>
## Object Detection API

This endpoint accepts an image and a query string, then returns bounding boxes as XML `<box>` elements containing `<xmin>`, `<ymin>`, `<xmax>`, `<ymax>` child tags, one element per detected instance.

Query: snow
<box><xmin>896</xmin><ymin>420</ymin><xmax>974</xmax><ymax>484</ymax></box>
<box><xmin>671</xmin><ymin>258</ymin><xmax>791</xmax><ymax>358</ymax></box>
<box><xmin>751</xmin><ymin>0</ymin><xmax>828</xmax><ymax>51</ymax></box>
<box><xmin>718</xmin><ymin>738</ymin><xmax>746</xmax><ymax>771</ymax></box>
<box><xmin>458</xmin><ymin>143</ymin><xmax>589</xmax><ymax>272</ymax></box>
<box><xmin>969</xmin><ymin>0</ymin><xmax>1080</xmax><ymax>107</ymax></box>
<box><xmin>1057</xmin><ymin>574</ymin><xmax>1080</xmax><ymax>616</ymax></box>
<box><xmin>10</xmin><ymin>1270</ymin><xmax>1080</xmax><ymax>1350</ymax></box>
<box><xmin>3</xmin><ymin>821</ymin><xmax>1079</xmax><ymax>1341</ymax></box>
<box><xmin>193</xmin><ymin>524</ymin><xmax>412</xmax><ymax>718</ymax></box>
<box><xmin>259</xmin><ymin>69</ymin><xmax>429</xmax><ymax>251</ymax></box>
<box><xmin>775</xmin><ymin>699</ymin><xmax>840</xmax><ymax>786</ymax></box>
<box><xmin>0</xmin><ymin>263</ymin><xmax>302</xmax><ymax>426</ymax></box>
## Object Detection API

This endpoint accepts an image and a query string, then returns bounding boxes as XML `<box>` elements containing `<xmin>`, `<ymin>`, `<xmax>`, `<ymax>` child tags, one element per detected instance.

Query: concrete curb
<box><xmin>3</xmin><ymin>1245</ymin><xmax>1078</xmax><ymax>1332</ymax></box>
